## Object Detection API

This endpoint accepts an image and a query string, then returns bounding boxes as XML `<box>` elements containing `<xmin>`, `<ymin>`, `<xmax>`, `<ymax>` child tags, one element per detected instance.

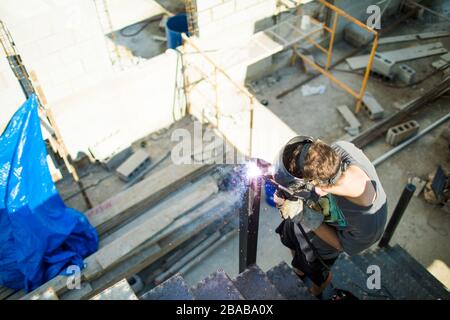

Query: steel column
<box><xmin>239</xmin><ymin>173</ymin><xmax>262</xmax><ymax>273</ymax></box>
<box><xmin>379</xmin><ymin>183</ymin><xmax>416</xmax><ymax>248</ymax></box>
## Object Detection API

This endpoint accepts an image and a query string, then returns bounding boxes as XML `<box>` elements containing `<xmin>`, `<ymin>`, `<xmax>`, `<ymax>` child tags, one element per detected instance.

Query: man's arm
<box><xmin>312</xmin><ymin>223</ymin><xmax>343</xmax><ymax>251</ymax></box>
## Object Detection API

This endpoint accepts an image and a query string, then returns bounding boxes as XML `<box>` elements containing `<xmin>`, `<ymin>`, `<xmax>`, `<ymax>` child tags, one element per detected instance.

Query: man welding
<box><xmin>270</xmin><ymin>136</ymin><xmax>388</xmax><ymax>297</ymax></box>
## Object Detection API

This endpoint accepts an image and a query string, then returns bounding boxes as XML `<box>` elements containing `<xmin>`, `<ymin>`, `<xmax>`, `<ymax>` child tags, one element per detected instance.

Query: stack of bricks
<box><xmin>362</xmin><ymin>93</ymin><xmax>384</xmax><ymax>120</ymax></box>
<box><xmin>385</xmin><ymin>120</ymin><xmax>420</xmax><ymax>146</ymax></box>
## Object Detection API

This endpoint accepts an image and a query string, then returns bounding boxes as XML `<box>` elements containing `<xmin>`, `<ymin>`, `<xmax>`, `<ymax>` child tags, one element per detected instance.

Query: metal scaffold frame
<box><xmin>181</xmin><ymin>33</ymin><xmax>256</xmax><ymax>157</ymax></box>
<box><xmin>292</xmin><ymin>0</ymin><xmax>379</xmax><ymax>112</ymax></box>
<box><xmin>93</xmin><ymin>0</ymin><xmax>124</xmax><ymax>71</ymax></box>
<box><xmin>180</xmin><ymin>0</ymin><xmax>378</xmax><ymax>158</ymax></box>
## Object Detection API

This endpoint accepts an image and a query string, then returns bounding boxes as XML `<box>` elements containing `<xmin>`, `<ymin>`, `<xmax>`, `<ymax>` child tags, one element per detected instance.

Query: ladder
<box><xmin>0</xmin><ymin>20</ymin><xmax>92</xmax><ymax>208</ymax></box>
<box><xmin>93</xmin><ymin>0</ymin><xmax>123</xmax><ymax>71</ymax></box>
<box><xmin>185</xmin><ymin>0</ymin><xmax>198</xmax><ymax>36</ymax></box>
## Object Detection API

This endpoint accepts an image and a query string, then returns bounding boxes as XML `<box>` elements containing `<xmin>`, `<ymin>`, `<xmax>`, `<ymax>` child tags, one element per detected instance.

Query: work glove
<box><xmin>277</xmin><ymin>197</ymin><xmax>324</xmax><ymax>231</ymax></box>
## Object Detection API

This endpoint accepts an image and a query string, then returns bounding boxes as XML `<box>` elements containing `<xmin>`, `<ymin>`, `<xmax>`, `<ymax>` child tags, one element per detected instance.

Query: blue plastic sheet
<box><xmin>0</xmin><ymin>95</ymin><xmax>98</xmax><ymax>292</ymax></box>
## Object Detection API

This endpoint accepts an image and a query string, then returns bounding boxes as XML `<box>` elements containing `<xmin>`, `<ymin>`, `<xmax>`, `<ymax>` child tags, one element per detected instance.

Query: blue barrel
<box><xmin>264</xmin><ymin>180</ymin><xmax>277</xmax><ymax>207</ymax></box>
<box><xmin>165</xmin><ymin>14</ymin><xmax>189</xmax><ymax>49</ymax></box>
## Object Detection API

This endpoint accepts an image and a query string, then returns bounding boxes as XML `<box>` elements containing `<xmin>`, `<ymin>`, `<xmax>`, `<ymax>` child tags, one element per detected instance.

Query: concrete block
<box><xmin>17</xmin><ymin>42</ymin><xmax>44</xmax><ymax>63</ymax></box>
<box><xmin>396</xmin><ymin>64</ymin><xmax>416</xmax><ymax>85</ymax></box>
<box><xmin>50</xmin><ymin>60</ymin><xmax>85</xmax><ymax>83</ymax></box>
<box><xmin>8</xmin><ymin>20</ymin><xmax>36</xmax><ymax>45</ymax></box>
<box><xmin>337</xmin><ymin>105</ymin><xmax>360</xmax><ymax>136</ymax></box>
<box><xmin>38</xmin><ymin>32</ymin><xmax>76</xmax><ymax>54</ymax></box>
<box><xmin>235</xmin><ymin>0</ymin><xmax>261</xmax><ymax>10</ymax></box>
<box><xmin>196</xmin><ymin>0</ymin><xmax>224</xmax><ymax>12</ymax></box>
<box><xmin>371</xmin><ymin>53</ymin><xmax>396</xmax><ymax>79</ymax></box>
<box><xmin>116</xmin><ymin>149</ymin><xmax>151</xmax><ymax>181</ymax></box>
<box><xmin>211</xmin><ymin>0</ymin><xmax>236</xmax><ymax>20</ymax></box>
<box><xmin>43</xmin><ymin>81</ymin><xmax>74</xmax><ymax>102</ymax></box>
<box><xmin>33</xmin><ymin>15</ymin><xmax>56</xmax><ymax>39</ymax></box>
<box><xmin>60</xmin><ymin>45</ymin><xmax>84</xmax><ymax>64</ymax></box>
<box><xmin>432</xmin><ymin>59</ymin><xmax>447</xmax><ymax>69</ymax></box>
<box><xmin>362</xmin><ymin>93</ymin><xmax>384</xmax><ymax>120</ymax></box>
<box><xmin>440</xmin><ymin>52</ymin><xmax>450</xmax><ymax>62</ymax></box>
<box><xmin>344</xmin><ymin>23</ymin><xmax>374</xmax><ymax>47</ymax></box>
<box><xmin>34</xmin><ymin>53</ymin><xmax>65</xmax><ymax>74</ymax></box>
<box><xmin>385</xmin><ymin>120</ymin><xmax>420</xmax><ymax>146</ymax></box>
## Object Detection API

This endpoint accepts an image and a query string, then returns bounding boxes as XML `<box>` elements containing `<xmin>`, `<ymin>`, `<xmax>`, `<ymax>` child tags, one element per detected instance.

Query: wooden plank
<box><xmin>20</xmin><ymin>276</ymin><xmax>68</xmax><ymax>300</ymax></box>
<box><xmin>21</xmin><ymin>172</ymin><xmax>219</xmax><ymax>300</ymax></box>
<box><xmin>99</xmin><ymin>176</ymin><xmax>217</xmax><ymax>247</ymax></box>
<box><xmin>346</xmin><ymin>42</ymin><xmax>447</xmax><ymax>70</ymax></box>
<box><xmin>90</xmin><ymin>279</ymin><xmax>137</xmax><ymax>300</ymax></box>
<box><xmin>62</xmin><ymin>282</ymin><xmax>93</xmax><ymax>300</ymax></box>
<box><xmin>90</xmin><ymin>178</ymin><xmax>219</xmax><ymax>275</ymax></box>
<box><xmin>60</xmin><ymin>191</ymin><xmax>239</xmax><ymax>300</ymax></box>
<box><xmin>86</xmin><ymin>163</ymin><xmax>214</xmax><ymax>235</ymax></box>
<box><xmin>26</xmin><ymin>287</ymin><xmax>59</xmax><ymax>300</ymax></box>
<box><xmin>0</xmin><ymin>287</ymin><xmax>17</xmax><ymax>300</ymax></box>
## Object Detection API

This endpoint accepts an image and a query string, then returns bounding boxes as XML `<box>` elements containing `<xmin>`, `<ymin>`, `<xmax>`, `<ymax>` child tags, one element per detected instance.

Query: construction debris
<box><xmin>423</xmin><ymin>166</ymin><xmax>450</xmax><ymax>205</ymax></box>
<box><xmin>346</xmin><ymin>42</ymin><xmax>448</xmax><ymax>70</ymax></box>
<box><xmin>407</xmin><ymin>176</ymin><xmax>427</xmax><ymax>197</ymax></box>
<box><xmin>386</xmin><ymin>120</ymin><xmax>420</xmax><ymax>146</ymax></box>
<box><xmin>371</xmin><ymin>53</ymin><xmax>396</xmax><ymax>79</ymax></box>
<box><xmin>301</xmin><ymin>84</ymin><xmax>326</xmax><ymax>96</ymax></box>
<box><xmin>395</xmin><ymin>64</ymin><xmax>417</xmax><ymax>85</ymax></box>
<box><xmin>431</xmin><ymin>52</ymin><xmax>450</xmax><ymax>70</ymax></box>
<box><xmin>362</xmin><ymin>93</ymin><xmax>384</xmax><ymax>120</ymax></box>
<box><xmin>337</xmin><ymin>105</ymin><xmax>361</xmax><ymax>136</ymax></box>
<box><xmin>116</xmin><ymin>149</ymin><xmax>151</xmax><ymax>181</ymax></box>
<box><xmin>89</xmin><ymin>136</ymin><xmax>133</xmax><ymax>171</ymax></box>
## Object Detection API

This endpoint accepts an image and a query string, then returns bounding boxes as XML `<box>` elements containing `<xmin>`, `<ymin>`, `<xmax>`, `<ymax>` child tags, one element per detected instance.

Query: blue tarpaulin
<box><xmin>0</xmin><ymin>95</ymin><xmax>98</xmax><ymax>292</ymax></box>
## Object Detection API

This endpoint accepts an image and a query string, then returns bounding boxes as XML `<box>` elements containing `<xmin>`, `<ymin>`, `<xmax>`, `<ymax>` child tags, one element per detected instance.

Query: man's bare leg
<box><xmin>290</xmin><ymin>249</ymin><xmax>305</xmax><ymax>277</ymax></box>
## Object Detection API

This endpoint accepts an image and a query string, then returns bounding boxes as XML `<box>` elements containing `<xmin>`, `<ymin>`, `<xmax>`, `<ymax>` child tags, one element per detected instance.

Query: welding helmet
<box><xmin>272</xmin><ymin>135</ymin><xmax>315</xmax><ymax>198</ymax></box>
<box><xmin>272</xmin><ymin>136</ymin><xmax>349</xmax><ymax>199</ymax></box>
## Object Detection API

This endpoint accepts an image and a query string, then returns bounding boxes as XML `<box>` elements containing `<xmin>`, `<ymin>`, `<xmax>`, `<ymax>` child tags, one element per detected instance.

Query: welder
<box><xmin>271</xmin><ymin>136</ymin><xmax>388</xmax><ymax>297</ymax></box>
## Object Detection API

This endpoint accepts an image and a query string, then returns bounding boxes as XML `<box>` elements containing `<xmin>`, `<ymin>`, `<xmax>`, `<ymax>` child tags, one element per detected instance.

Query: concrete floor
<box><xmin>107</xmin><ymin>0</ymin><xmax>186</xmax><ymax>61</ymax></box>
<box><xmin>183</xmin><ymin>18</ymin><xmax>450</xmax><ymax>288</ymax></box>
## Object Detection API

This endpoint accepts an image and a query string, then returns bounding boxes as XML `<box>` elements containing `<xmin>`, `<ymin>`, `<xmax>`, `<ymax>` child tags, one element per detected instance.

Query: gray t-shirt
<box><xmin>327</xmin><ymin>141</ymin><xmax>388</xmax><ymax>256</ymax></box>
<box><xmin>309</xmin><ymin>141</ymin><xmax>387</xmax><ymax>259</ymax></box>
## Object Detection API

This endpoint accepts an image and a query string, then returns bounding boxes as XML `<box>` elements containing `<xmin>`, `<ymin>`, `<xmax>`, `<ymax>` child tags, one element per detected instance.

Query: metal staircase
<box><xmin>139</xmin><ymin>244</ymin><xmax>449</xmax><ymax>300</ymax></box>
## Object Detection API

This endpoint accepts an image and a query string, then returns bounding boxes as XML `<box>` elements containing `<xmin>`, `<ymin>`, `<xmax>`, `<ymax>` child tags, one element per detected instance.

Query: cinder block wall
<box><xmin>0</xmin><ymin>0</ymin><xmax>112</xmax><ymax>129</ymax></box>
<box><xmin>195</xmin><ymin>0</ymin><xmax>277</xmax><ymax>49</ymax></box>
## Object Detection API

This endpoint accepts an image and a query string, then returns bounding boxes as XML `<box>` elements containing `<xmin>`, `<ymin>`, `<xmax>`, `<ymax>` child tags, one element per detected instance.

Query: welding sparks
<box><xmin>245</xmin><ymin>161</ymin><xmax>262</xmax><ymax>179</ymax></box>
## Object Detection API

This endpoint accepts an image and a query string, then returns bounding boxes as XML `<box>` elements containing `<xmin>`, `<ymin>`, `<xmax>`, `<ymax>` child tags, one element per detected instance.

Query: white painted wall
<box><xmin>0</xmin><ymin>1</ymin><xmax>183</xmax><ymax>159</ymax></box>
<box><xmin>51</xmin><ymin>49</ymin><xmax>182</xmax><ymax>159</ymax></box>
<box><xmin>196</xmin><ymin>0</ymin><xmax>277</xmax><ymax>49</ymax></box>
<box><xmin>0</xmin><ymin>0</ymin><xmax>112</xmax><ymax>130</ymax></box>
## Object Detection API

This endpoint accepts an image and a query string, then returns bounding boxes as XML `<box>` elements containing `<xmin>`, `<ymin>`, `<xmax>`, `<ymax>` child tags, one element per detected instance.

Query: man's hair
<box><xmin>285</xmin><ymin>140</ymin><xmax>341</xmax><ymax>185</ymax></box>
